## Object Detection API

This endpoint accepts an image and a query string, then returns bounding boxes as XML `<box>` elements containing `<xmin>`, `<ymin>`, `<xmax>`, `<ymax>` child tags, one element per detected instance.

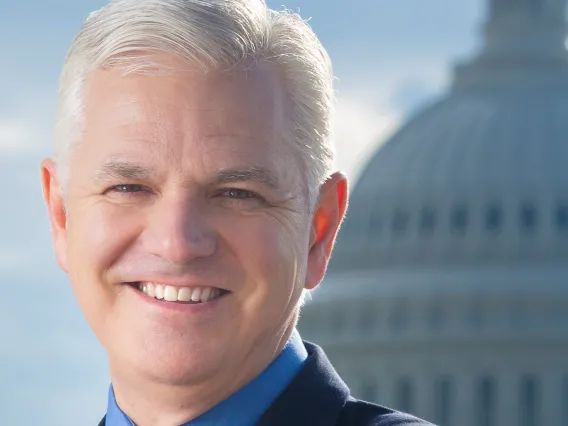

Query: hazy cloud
<box><xmin>0</xmin><ymin>246</ymin><xmax>33</xmax><ymax>273</ymax></box>
<box><xmin>0</xmin><ymin>89</ymin><xmax>56</xmax><ymax>156</ymax></box>
<box><xmin>333</xmin><ymin>95</ymin><xmax>400</xmax><ymax>183</ymax></box>
<box><xmin>0</xmin><ymin>120</ymin><xmax>37</xmax><ymax>154</ymax></box>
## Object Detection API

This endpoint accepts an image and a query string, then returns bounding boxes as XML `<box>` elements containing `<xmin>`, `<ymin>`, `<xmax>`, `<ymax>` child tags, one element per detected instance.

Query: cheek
<box><xmin>66</xmin><ymin>203</ymin><xmax>141</xmax><ymax>277</ymax></box>
<box><xmin>221</xmin><ymin>214</ymin><xmax>309</xmax><ymax>299</ymax></box>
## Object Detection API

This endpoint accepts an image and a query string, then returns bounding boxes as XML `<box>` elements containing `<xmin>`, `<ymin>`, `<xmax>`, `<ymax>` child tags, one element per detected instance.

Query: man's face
<box><xmin>42</xmin><ymin>54</ymin><xmax>344</xmax><ymax>388</ymax></box>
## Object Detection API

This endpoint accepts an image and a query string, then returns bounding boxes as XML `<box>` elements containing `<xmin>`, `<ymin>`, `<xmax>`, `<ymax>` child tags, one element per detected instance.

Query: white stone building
<box><xmin>298</xmin><ymin>1</ymin><xmax>568</xmax><ymax>425</ymax></box>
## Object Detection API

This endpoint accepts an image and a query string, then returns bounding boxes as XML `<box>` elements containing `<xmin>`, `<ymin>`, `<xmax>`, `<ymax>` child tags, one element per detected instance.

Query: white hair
<box><xmin>54</xmin><ymin>0</ymin><xmax>336</xmax><ymax>206</ymax></box>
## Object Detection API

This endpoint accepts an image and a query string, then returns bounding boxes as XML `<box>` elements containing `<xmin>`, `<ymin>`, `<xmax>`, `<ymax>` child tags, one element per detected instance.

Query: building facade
<box><xmin>299</xmin><ymin>1</ymin><xmax>568</xmax><ymax>425</ymax></box>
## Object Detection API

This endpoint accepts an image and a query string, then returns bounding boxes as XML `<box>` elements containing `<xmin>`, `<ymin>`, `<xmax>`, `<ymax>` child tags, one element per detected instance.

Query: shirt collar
<box><xmin>106</xmin><ymin>386</ymin><xmax>135</xmax><ymax>426</ymax></box>
<box><xmin>106</xmin><ymin>329</ymin><xmax>307</xmax><ymax>426</ymax></box>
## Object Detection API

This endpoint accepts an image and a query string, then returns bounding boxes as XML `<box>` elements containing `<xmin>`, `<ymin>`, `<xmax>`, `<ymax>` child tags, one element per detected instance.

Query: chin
<box><xmin>145</xmin><ymin>362</ymin><xmax>217</xmax><ymax>386</ymax></box>
<box><xmin>123</xmin><ymin>338</ymin><xmax>225</xmax><ymax>386</ymax></box>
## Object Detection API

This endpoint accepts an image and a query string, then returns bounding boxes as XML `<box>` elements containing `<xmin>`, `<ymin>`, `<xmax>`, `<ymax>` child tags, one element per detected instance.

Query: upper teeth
<box><xmin>138</xmin><ymin>283</ymin><xmax>221</xmax><ymax>303</ymax></box>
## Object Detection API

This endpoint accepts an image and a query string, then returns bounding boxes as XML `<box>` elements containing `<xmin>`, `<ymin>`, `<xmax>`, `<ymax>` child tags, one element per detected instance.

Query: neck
<box><xmin>109</xmin><ymin>322</ymin><xmax>297</xmax><ymax>426</ymax></box>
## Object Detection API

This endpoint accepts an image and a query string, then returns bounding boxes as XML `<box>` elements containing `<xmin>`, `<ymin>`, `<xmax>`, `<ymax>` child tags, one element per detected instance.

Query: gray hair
<box><xmin>55</xmin><ymin>0</ymin><xmax>336</xmax><ymax>206</ymax></box>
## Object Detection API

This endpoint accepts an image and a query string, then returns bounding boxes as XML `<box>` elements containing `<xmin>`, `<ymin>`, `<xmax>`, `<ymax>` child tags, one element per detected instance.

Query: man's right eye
<box><xmin>109</xmin><ymin>184</ymin><xmax>146</xmax><ymax>193</ymax></box>
<box><xmin>104</xmin><ymin>184</ymin><xmax>151</xmax><ymax>199</ymax></box>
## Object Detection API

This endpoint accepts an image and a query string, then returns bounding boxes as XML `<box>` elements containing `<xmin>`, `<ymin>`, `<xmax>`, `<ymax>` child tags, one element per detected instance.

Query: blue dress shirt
<box><xmin>106</xmin><ymin>329</ymin><xmax>308</xmax><ymax>426</ymax></box>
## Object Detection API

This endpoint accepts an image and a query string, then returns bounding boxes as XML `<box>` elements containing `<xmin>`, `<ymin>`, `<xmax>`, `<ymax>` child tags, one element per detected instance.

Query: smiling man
<box><xmin>41</xmin><ymin>1</ymin><xmax>432</xmax><ymax>425</ymax></box>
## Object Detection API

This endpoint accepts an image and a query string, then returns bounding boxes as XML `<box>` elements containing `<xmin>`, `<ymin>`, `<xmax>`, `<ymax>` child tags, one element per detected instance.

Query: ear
<box><xmin>41</xmin><ymin>159</ymin><xmax>69</xmax><ymax>272</ymax></box>
<box><xmin>305</xmin><ymin>171</ymin><xmax>348</xmax><ymax>290</ymax></box>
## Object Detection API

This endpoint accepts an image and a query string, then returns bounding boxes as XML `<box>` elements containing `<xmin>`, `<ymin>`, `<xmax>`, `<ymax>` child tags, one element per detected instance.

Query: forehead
<box><xmin>76</xmin><ymin>55</ymin><xmax>298</xmax><ymax>183</ymax></box>
<box><xmin>84</xmin><ymin>56</ymin><xmax>287</xmax><ymax>137</ymax></box>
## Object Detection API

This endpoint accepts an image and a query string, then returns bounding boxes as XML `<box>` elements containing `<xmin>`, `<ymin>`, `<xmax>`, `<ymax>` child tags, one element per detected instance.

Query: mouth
<box><xmin>127</xmin><ymin>282</ymin><xmax>230</xmax><ymax>305</ymax></box>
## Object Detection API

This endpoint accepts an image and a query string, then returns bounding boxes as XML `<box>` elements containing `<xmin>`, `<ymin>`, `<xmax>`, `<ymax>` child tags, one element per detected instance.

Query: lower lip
<box><xmin>125</xmin><ymin>284</ymin><xmax>227</xmax><ymax>313</ymax></box>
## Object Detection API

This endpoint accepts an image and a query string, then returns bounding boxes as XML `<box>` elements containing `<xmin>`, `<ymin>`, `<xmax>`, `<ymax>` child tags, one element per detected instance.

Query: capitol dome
<box><xmin>331</xmin><ymin>0</ymin><xmax>568</xmax><ymax>271</ymax></box>
<box><xmin>299</xmin><ymin>2</ymin><xmax>568</xmax><ymax>425</ymax></box>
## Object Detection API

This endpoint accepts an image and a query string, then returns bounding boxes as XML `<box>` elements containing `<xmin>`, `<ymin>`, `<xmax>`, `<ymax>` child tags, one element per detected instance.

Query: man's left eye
<box><xmin>222</xmin><ymin>188</ymin><xmax>259</xmax><ymax>199</ymax></box>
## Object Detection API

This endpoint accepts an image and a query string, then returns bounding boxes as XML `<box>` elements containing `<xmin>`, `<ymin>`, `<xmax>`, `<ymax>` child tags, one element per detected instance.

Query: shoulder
<box><xmin>337</xmin><ymin>398</ymin><xmax>435</xmax><ymax>426</ymax></box>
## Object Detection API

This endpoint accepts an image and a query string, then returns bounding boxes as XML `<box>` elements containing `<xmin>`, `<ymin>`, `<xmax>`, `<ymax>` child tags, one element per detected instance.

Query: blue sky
<box><xmin>0</xmin><ymin>1</ymin><xmax>484</xmax><ymax>424</ymax></box>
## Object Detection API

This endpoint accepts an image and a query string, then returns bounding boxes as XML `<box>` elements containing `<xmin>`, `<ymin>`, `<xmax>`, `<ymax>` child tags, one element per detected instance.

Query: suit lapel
<box><xmin>97</xmin><ymin>415</ymin><xmax>106</xmax><ymax>426</ymax></box>
<box><xmin>255</xmin><ymin>341</ymin><xmax>350</xmax><ymax>426</ymax></box>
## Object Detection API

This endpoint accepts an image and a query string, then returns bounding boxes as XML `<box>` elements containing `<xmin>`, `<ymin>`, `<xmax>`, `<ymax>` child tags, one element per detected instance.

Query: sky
<box><xmin>0</xmin><ymin>1</ymin><xmax>484</xmax><ymax>424</ymax></box>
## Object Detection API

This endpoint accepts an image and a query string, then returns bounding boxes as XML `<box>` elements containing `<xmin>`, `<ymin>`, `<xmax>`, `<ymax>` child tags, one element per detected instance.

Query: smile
<box><xmin>130</xmin><ymin>282</ymin><xmax>228</xmax><ymax>304</ymax></box>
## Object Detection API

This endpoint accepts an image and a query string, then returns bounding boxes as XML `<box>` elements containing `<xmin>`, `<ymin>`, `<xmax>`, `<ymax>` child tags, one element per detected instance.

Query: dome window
<box><xmin>395</xmin><ymin>378</ymin><xmax>415</xmax><ymax>415</ymax></box>
<box><xmin>434</xmin><ymin>376</ymin><xmax>454</xmax><ymax>426</ymax></box>
<box><xmin>392</xmin><ymin>210</ymin><xmax>410</xmax><ymax>234</ymax></box>
<box><xmin>555</xmin><ymin>204</ymin><xmax>568</xmax><ymax>232</ymax></box>
<box><xmin>475</xmin><ymin>376</ymin><xmax>496</xmax><ymax>426</ymax></box>
<box><xmin>450</xmin><ymin>205</ymin><xmax>468</xmax><ymax>234</ymax></box>
<box><xmin>562</xmin><ymin>376</ymin><xmax>568</xmax><ymax>426</ymax></box>
<box><xmin>519</xmin><ymin>375</ymin><xmax>540</xmax><ymax>426</ymax></box>
<box><xmin>419</xmin><ymin>207</ymin><xmax>436</xmax><ymax>233</ymax></box>
<box><xmin>485</xmin><ymin>204</ymin><xmax>503</xmax><ymax>233</ymax></box>
<box><xmin>520</xmin><ymin>204</ymin><xmax>538</xmax><ymax>233</ymax></box>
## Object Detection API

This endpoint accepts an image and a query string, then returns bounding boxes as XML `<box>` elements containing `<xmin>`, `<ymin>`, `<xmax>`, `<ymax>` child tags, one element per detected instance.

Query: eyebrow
<box><xmin>215</xmin><ymin>166</ymin><xmax>280</xmax><ymax>189</ymax></box>
<box><xmin>93</xmin><ymin>161</ymin><xmax>280</xmax><ymax>189</ymax></box>
<box><xmin>93</xmin><ymin>160</ymin><xmax>153</xmax><ymax>185</ymax></box>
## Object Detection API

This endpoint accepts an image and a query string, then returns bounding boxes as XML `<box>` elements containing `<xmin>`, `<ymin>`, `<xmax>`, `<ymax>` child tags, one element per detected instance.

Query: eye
<box><xmin>222</xmin><ymin>188</ymin><xmax>260</xmax><ymax>199</ymax></box>
<box><xmin>106</xmin><ymin>184</ymin><xmax>148</xmax><ymax>195</ymax></box>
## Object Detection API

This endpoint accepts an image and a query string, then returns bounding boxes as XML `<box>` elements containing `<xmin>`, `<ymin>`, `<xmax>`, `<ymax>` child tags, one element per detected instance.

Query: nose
<box><xmin>142</xmin><ymin>194</ymin><xmax>217</xmax><ymax>265</ymax></box>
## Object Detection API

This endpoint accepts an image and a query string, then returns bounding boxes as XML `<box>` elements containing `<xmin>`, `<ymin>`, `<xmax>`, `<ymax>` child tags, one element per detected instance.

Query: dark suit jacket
<box><xmin>98</xmin><ymin>341</ymin><xmax>433</xmax><ymax>425</ymax></box>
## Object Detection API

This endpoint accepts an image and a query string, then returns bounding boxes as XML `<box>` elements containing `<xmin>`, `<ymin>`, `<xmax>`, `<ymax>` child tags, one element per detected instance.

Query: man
<box><xmin>41</xmin><ymin>0</ymin><xmax>433</xmax><ymax>425</ymax></box>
